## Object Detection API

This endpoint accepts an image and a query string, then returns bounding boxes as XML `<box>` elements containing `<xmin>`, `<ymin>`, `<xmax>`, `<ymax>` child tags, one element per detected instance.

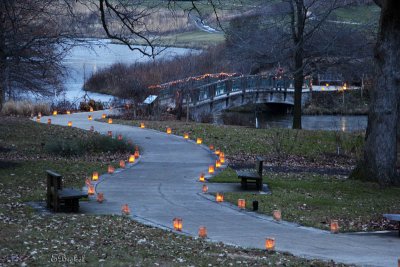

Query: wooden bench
<box><xmin>236</xmin><ymin>157</ymin><xmax>264</xmax><ymax>190</ymax></box>
<box><xmin>46</xmin><ymin>170</ymin><xmax>88</xmax><ymax>212</ymax></box>
<box><xmin>383</xmin><ymin>214</ymin><xmax>400</xmax><ymax>237</ymax></box>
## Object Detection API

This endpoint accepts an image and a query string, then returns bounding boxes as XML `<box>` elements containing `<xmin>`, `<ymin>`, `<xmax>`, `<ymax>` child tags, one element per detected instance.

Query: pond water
<box><xmin>216</xmin><ymin>112</ymin><xmax>368</xmax><ymax>132</ymax></box>
<box><xmin>58</xmin><ymin>39</ymin><xmax>193</xmax><ymax>104</ymax></box>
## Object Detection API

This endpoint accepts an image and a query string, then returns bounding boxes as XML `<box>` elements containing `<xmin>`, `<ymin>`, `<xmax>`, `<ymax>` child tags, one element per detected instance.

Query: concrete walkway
<box><xmin>40</xmin><ymin>110</ymin><xmax>399</xmax><ymax>267</ymax></box>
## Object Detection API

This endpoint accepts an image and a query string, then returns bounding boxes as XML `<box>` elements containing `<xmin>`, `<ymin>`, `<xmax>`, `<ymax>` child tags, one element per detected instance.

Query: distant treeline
<box><xmin>84</xmin><ymin>44</ymin><xmax>233</xmax><ymax>102</ymax></box>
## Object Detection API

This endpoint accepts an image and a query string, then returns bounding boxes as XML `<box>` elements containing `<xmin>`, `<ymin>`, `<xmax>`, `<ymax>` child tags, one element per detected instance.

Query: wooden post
<box><xmin>361</xmin><ymin>74</ymin><xmax>364</xmax><ymax>99</ymax></box>
<box><xmin>343</xmin><ymin>90</ymin><xmax>345</xmax><ymax>107</ymax></box>
<box><xmin>186</xmin><ymin>93</ymin><xmax>189</xmax><ymax>123</ymax></box>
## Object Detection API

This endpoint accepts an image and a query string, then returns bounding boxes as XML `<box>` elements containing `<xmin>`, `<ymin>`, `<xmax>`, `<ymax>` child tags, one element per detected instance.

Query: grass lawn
<box><xmin>211</xmin><ymin>168</ymin><xmax>400</xmax><ymax>232</ymax></box>
<box><xmin>159</xmin><ymin>31</ymin><xmax>225</xmax><ymax>49</ymax></box>
<box><xmin>107</xmin><ymin>118</ymin><xmax>364</xmax><ymax>168</ymax></box>
<box><xmin>130</xmin><ymin>30</ymin><xmax>225</xmax><ymax>49</ymax></box>
<box><xmin>0</xmin><ymin>117</ymin><xmax>347</xmax><ymax>266</ymax></box>
<box><xmin>333</xmin><ymin>4</ymin><xmax>379</xmax><ymax>24</ymax></box>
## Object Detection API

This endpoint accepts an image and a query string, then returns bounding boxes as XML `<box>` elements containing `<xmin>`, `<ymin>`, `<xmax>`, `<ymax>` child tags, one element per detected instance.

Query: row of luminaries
<box><xmin>36</xmin><ymin>111</ymin><xmax>110</xmax><ymax>124</ymax></box>
<box><xmin>36</xmin><ymin>110</ymin><xmax>341</xmax><ymax>252</ymax></box>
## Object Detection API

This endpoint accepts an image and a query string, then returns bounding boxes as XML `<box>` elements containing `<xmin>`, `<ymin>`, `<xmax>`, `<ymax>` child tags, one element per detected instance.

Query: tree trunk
<box><xmin>175</xmin><ymin>90</ymin><xmax>183</xmax><ymax>120</ymax></box>
<box><xmin>357</xmin><ymin>0</ymin><xmax>400</xmax><ymax>186</ymax></box>
<box><xmin>0</xmin><ymin>18</ymin><xmax>5</xmax><ymax>112</ymax></box>
<box><xmin>292</xmin><ymin>47</ymin><xmax>304</xmax><ymax>129</ymax></box>
<box><xmin>290</xmin><ymin>0</ymin><xmax>305</xmax><ymax>130</ymax></box>
<box><xmin>0</xmin><ymin>56</ymin><xmax>5</xmax><ymax>112</ymax></box>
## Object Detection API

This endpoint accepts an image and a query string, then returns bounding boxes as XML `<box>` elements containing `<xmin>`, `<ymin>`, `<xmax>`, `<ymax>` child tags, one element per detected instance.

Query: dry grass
<box><xmin>212</xmin><ymin>168</ymin><xmax>400</xmax><ymax>232</ymax></box>
<box><xmin>1</xmin><ymin>101</ymin><xmax>50</xmax><ymax>117</ymax></box>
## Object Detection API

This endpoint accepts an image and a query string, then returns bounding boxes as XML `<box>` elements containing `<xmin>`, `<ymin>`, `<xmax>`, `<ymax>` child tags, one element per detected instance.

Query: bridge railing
<box><xmin>194</xmin><ymin>75</ymin><xmax>298</xmax><ymax>102</ymax></box>
<box><xmin>158</xmin><ymin>74</ymin><xmax>312</xmax><ymax>106</ymax></box>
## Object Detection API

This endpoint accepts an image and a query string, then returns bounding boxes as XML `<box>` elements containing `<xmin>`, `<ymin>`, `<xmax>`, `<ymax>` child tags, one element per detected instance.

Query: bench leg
<box><xmin>256</xmin><ymin>180</ymin><xmax>262</xmax><ymax>190</ymax></box>
<box><xmin>241</xmin><ymin>179</ymin><xmax>247</xmax><ymax>189</ymax></box>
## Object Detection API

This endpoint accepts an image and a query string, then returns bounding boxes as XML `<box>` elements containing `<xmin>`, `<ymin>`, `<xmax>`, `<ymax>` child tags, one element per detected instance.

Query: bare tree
<box><xmin>0</xmin><ymin>0</ymin><xmax>79</xmax><ymax>109</ymax></box>
<box><xmin>184</xmin><ymin>0</ymin><xmax>373</xmax><ymax>129</ymax></box>
<box><xmin>0</xmin><ymin>0</ymin><xmax>167</xmax><ymax>110</ymax></box>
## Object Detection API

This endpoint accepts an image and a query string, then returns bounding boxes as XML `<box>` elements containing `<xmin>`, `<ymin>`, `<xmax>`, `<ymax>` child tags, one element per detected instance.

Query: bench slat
<box><xmin>236</xmin><ymin>170</ymin><xmax>261</xmax><ymax>180</ymax></box>
<box><xmin>58</xmin><ymin>189</ymin><xmax>88</xmax><ymax>200</ymax></box>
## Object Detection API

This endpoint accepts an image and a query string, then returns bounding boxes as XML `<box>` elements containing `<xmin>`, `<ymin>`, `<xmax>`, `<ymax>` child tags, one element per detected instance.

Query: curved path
<box><xmin>40</xmin><ymin>110</ymin><xmax>399</xmax><ymax>267</ymax></box>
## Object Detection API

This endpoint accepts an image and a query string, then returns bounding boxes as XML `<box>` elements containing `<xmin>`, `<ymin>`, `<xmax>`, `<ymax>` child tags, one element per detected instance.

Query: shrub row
<box><xmin>45</xmin><ymin>134</ymin><xmax>134</xmax><ymax>157</ymax></box>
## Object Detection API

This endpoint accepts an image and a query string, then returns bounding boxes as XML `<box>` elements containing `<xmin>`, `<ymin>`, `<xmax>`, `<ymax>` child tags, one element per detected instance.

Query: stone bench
<box><xmin>383</xmin><ymin>214</ymin><xmax>400</xmax><ymax>237</ymax></box>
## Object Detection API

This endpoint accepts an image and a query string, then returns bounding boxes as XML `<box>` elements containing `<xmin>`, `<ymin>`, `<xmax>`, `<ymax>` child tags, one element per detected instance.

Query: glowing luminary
<box><xmin>108</xmin><ymin>165</ymin><xmax>115</xmax><ymax>174</ymax></box>
<box><xmin>219</xmin><ymin>152</ymin><xmax>225</xmax><ymax>164</ymax></box>
<box><xmin>265</xmin><ymin>238</ymin><xmax>275</xmax><ymax>251</ymax></box>
<box><xmin>183</xmin><ymin>133</ymin><xmax>189</xmax><ymax>139</ymax></box>
<box><xmin>92</xmin><ymin>172</ymin><xmax>99</xmax><ymax>181</ymax></box>
<box><xmin>88</xmin><ymin>185</ymin><xmax>95</xmax><ymax>195</ymax></box>
<box><xmin>215</xmin><ymin>149</ymin><xmax>221</xmax><ymax>155</ymax></box>
<box><xmin>67</xmin><ymin>121</ymin><xmax>72</xmax><ymax>127</ymax></box>
<box><xmin>199</xmin><ymin>173</ymin><xmax>205</xmax><ymax>182</ymax></box>
<box><xmin>52</xmin><ymin>110</ymin><xmax>57</xmax><ymax>116</ymax></box>
<box><xmin>173</xmin><ymin>218</ymin><xmax>183</xmax><ymax>231</ymax></box>
<box><xmin>215</xmin><ymin>160</ymin><xmax>221</xmax><ymax>168</ymax></box>
<box><xmin>166</xmin><ymin>127</ymin><xmax>172</xmax><ymax>134</ymax></box>
<box><xmin>119</xmin><ymin>160</ymin><xmax>126</xmax><ymax>168</ymax></box>
<box><xmin>121</xmin><ymin>204</ymin><xmax>130</xmax><ymax>215</ymax></box>
<box><xmin>66</xmin><ymin>110</ymin><xmax>71</xmax><ymax>115</ymax></box>
<box><xmin>216</xmin><ymin>193</ymin><xmax>224</xmax><ymax>202</ymax></box>
<box><xmin>198</xmin><ymin>226</ymin><xmax>207</xmax><ymax>238</ymax></box>
<box><xmin>238</xmin><ymin>199</ymin><xmax>246</xmax><ymax>209</ymax></box>
<box><xmin>129</xmin><ymin>155</ymin><xmax>135</xmax><ymax>163</ymax></box>
<box><xmin>97</xmin><ymin>193</ymin><xmax>104</xmax><ymax>203</ymax></box>
<box><xmin>140</xmin><ymin>122</ymin><xmax>145</xmax><ymax>128</ymax></box>
<box><xmin>102</xmin><ymin>114</ymin><xmax>106</xmax><ymax>119</ymax></box>
<box><xmin>89</xmin><ymin>106</ymin><xmax>94</xmax><ymax>112</ymax></box>
<box><xmin>108</xmin><ymin>118</ymin><xmax>113</xmax><ymax>124</ymax></box>
<box><xmin>208</xmin><ymin>165</ymin><xmax>215</xmax><ymax>174</ymax></box>
<box><xmin>273</xmin><ymin>210</ymin><xmax>282</xmax><ymax>221</ymax></box>
<box><xmin>330</xmin><ymin>220</ymin><xmax>339</xmax><ymax>234</ymax></box>
<box><xmin>202</xmin><ymin>184</ymin><xmax>208</xmax><ymax>193</ymax></box>
<box><xmin>196</xmin><ymin>138</ymin><xmax>202</xmax><ymax>144</ymax></box>
<box><xmin>88</xmin><ymin>115</ymin><xmax>92</xmax><ymax>121</ymax></box>
<box><xmin>134</xmin><ymin>150</ymin><xmax>140</xmax><ymax>159</ymax></box>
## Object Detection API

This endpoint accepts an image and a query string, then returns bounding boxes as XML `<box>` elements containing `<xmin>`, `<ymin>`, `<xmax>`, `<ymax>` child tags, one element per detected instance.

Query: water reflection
<box><xmin>217</xmin><ymin>112</ymin><xmax>367</xmax><ymax>132</ymax></box>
